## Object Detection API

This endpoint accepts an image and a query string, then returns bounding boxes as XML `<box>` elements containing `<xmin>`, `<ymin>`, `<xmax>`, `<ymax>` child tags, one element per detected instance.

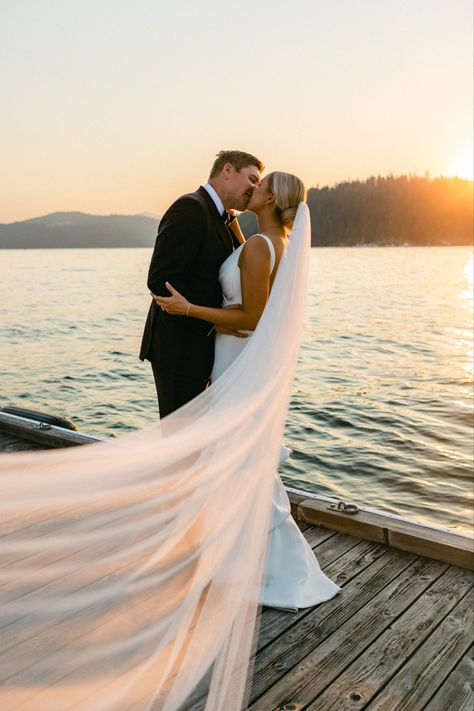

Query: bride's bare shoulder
<box><xmin>240</xmin><ymin>233</ymin><xmax>271</xmax><ymax>254</ymax></box>
<box><xmin>238</xmin><ymin>234</ymin><xmax>271</xmax><ymax>272</ymax></box>
<box><xmin>242</xmin><ymin>233</ymin><xmax>271</xmax><ymax>251</ymax></box>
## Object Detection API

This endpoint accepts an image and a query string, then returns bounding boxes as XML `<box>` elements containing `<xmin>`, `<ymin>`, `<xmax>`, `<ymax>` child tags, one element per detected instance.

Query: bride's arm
<box><xmin>153</xmin><ymin>237</ymin><xmax>271</xmax><ymax>331</ymax></box>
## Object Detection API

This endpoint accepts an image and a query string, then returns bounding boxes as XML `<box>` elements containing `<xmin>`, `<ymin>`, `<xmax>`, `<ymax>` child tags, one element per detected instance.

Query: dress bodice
<box><xmin>219</xmin><ymin>234</ymin><xmax>276</xmax><ymax>306</ymax></box>
<box><xmin>212</xmin><ymin>235</ymin><xmax>277</xmax><ymax>382</ymax></box>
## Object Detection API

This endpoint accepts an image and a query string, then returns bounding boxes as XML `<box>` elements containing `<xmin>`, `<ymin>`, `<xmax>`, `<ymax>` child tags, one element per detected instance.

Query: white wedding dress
<box><xmin>212</xmin><ymin>235</ymin><xmax>341</xmax><ymax>610</ymax></box>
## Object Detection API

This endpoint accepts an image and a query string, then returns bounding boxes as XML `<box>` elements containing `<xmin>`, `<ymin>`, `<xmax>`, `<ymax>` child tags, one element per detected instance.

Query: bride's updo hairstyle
<box><xmin>267</xmin><ymin>172</ymin><xmax>307</xmax><ymax>230</ymax></box>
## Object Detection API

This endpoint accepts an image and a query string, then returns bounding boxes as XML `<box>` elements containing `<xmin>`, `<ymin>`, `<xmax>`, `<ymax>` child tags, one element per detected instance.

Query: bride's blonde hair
<box><xmin>267</xmin><ymin>171</ymin><xmax>307</xmax><ymax>230</ymax></box>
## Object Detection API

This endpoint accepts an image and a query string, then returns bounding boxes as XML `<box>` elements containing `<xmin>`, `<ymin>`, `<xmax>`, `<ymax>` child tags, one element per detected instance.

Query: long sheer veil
<box><xmin>0</xmin><ymin>203</ymin><xmax>311</xmax><ymax>710</ymax></box>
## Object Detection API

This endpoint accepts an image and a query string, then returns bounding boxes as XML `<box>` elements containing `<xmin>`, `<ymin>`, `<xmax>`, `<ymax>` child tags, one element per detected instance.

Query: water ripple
<box><xmin>0</xmin><ymin>246</ymin><xmax>472</xmax><ymax>533</ymax></box>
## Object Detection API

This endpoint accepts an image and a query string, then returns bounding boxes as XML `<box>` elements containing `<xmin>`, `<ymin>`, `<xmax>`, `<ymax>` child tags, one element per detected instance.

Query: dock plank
<box><xmin>256</xmin><ymin>537</ymin><xmax>387</xmax><ymax>651</ymax></box>
<box><xmin>182</xmin><ymin>538</ymin><xmax>392</xmax><ymax>711</ymax></box>
<box><xmin>1</xmin><ymin>417</ymin><xmax>473</xmax><ymax>710</ymax></box>
<box><xmin>366</xmin><ymin>589</ymin><xmax>474</xmax><ymax>711</ymax></box>
<box><xmin>248</xmin><ymin>555</ymin><xmax>448</xmax><ymax>709</ymax></box>
<box><xmin>423</xmin><ymin>645</ymin><xmax>474</xmax><ymax>711</ymax></box>
<box><xmin>299</xmin><ymin>524</ymin><xmax>336</xmax><ymax>549</ymax></box>
<box><xmin>322</xmin><ymin>538</ymin><xmax>385</xmax><ymax>587</ymax></box>
<box><xmin>292</xmin><ymin>494</ymin><xmax>474</xmax><ymax>570</ymax></box>
<box><xmin>0</xmin><ymin>503</ymin><xmax>472</xmax><ymax>710</ymax></box>
<box><xmin>248</xmin><ymin>547</ymin><xmax>427</xmax><ymax>706</ymax></box>
<box><xmin>306</xmin><ymin>530</ymin><xmax>361</xmax><ymax>567</ymax></box>
<box><xmin>0</xmin><ymin>431</ymin><xmax>48</xmax><ymax>451</ymax></box>
<box><xmin>306</xmin><ymin>569</ymin><xmax>473</xmax><ymax>710</ymax></box>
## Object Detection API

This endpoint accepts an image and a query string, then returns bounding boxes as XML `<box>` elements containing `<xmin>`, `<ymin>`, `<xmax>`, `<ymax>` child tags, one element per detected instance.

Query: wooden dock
<box><xmin>1</xmin><ymin>412</ymin><xmax>473</xmax><ymax>710</ymax></box>
<box><xmin>245</xmin><ymin>520</ymin><xmax>473</xmax><ymax>711</ymax></box>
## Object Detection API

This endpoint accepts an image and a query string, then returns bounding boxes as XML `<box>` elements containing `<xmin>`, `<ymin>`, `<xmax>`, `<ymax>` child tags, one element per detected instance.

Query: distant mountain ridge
<box><xmin>0</xmin><ymin>211</ymin><xmax>160</xmax><ymax>249</ymax></box>
<box><xmin>1</xmin><ymin>175</ymin><xmax>472</xmax><ymax>248</ymax></box>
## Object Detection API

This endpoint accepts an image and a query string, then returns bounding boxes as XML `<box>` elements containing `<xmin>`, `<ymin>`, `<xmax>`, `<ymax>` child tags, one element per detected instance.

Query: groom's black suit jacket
<box><xmin>139</xmin><ymin>186</ymin><xmax>237</xmax><ymax>380</ymax></box>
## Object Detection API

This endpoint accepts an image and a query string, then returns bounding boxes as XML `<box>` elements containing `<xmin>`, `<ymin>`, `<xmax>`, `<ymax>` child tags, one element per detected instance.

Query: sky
<box><xmin>0</xmin><ymin>0</ymin><xmax>472</xmax><ymax>223</ymax></box>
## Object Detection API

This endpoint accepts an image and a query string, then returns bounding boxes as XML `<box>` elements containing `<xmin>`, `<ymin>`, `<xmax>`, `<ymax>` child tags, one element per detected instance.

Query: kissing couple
<box><xmin>139</xmin><ymin>150</ymin><xmax>340</xmax><ymax>610</ymax></box>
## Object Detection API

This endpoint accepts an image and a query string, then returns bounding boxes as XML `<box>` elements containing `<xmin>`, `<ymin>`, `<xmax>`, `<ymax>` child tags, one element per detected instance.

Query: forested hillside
<box><xmin>239</xmin><ymin>175</ymin><xmax>473</xmax><ymax>246</ymax></box>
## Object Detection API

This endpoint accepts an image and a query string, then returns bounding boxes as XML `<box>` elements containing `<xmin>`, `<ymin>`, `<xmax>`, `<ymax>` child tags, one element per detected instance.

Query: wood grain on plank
<box><xmin>423</xmin><ymin>645</ymin><xmax>474</xmax><ymax>711</ymax></box>
<box><xmin>256</xmin><ymin>537</ymin><xmax>387</xmax><ymax>652</ymax></box>
<box><xmin>248</xmin><ymin>548</ymin><xmax>427</xmax><ymax>706</ymax></box>
<box><xmin>365</xmin><ymin>588</ymin><xmax>474</xmax><ymax>711</ymax></box>
<box><xmin>306</xmin><ymin>568</ymin><xmax>473</xmax><ymax>710</ymax></box>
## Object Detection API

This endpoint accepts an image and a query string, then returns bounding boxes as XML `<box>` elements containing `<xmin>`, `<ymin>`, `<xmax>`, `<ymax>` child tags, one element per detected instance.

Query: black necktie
<box><xmin>222</xmin><ymin>211</ymin><xmax>238</xmax><ymax>250</ymax></box>
<box><xmin>223</xmin><ymin>210</ymin><xmax>236</xmax><ymax>226</ymax></box>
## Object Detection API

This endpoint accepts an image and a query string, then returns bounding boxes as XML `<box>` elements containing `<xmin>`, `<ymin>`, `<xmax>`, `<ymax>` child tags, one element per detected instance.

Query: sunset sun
<box><xmin>448</xmin><ymin>147</ymin><xmax>474</xmax><ymax>181</ymax></box>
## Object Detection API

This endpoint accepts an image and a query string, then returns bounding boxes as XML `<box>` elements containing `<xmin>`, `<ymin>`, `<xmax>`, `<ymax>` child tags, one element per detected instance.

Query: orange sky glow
<box><xmin>1</xmin><ymin>0</ymin><xmax>472</xmax><ymax>223</ymax></box>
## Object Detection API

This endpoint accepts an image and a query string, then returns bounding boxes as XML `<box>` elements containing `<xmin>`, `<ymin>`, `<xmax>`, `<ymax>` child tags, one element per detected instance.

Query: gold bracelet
<box><xmin>186</xmin><ymin>303</ymin><xmax>192</xmax><ymax>317</ymax></box>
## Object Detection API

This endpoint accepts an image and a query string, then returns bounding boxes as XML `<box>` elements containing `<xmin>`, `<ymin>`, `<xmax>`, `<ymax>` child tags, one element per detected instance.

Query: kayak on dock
<box><xmin>1</xmin><ymin>405</ymin><xmax>77</xmax><ymax>430</ymax></box>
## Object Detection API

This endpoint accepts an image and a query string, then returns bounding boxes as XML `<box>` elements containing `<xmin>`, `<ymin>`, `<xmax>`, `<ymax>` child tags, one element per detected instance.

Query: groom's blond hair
<box><xmin>209</xmin><ymin>150</ymin><xmax>264</xmax><ymax>178</ymax></box>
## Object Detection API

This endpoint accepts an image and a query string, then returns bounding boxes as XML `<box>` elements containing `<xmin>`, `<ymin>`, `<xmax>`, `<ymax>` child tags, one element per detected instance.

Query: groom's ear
<box><xmin>222</xmin><ymin>162</ymin><xmax>233</xmax><ymax>179</ymax></box>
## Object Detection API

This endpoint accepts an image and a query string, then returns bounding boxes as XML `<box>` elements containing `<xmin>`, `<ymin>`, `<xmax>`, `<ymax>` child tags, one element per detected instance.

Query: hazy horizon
<box><xmin>1</xmin><ymin>0</ymin><xmax>472</xmax><ymax>223</ymax></box>
<box><xmin>1</xmin><ymin>171</ymin><xmax>472</xmax><ymax>225</ymax></box>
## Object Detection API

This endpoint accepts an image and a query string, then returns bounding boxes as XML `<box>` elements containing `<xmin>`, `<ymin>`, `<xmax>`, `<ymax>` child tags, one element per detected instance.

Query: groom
<box><xmin>139</xmin><ymin>150</ymin><xmax>264</xmax><ymax>418</ymax></box>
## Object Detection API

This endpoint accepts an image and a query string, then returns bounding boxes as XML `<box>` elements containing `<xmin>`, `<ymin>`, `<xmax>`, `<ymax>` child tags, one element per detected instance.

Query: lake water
<box><xmin>1</xmin><ymin>247</ymin><xmax>472</xmax><ymax>533</ymax></box>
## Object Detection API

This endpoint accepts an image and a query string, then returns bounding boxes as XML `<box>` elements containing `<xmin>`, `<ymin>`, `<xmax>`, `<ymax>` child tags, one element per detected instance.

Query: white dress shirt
<box><xmin>203</xmin><ymin>183</ymin><xmax>225</xmax><ymax>217</ymax></box>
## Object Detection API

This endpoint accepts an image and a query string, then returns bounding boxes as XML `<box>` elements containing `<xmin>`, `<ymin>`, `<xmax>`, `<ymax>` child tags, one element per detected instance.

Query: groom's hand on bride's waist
<box><xmin>215</xmin><ymin>325</ymin><xmax>248</xmax><ymax>338</ymax></box>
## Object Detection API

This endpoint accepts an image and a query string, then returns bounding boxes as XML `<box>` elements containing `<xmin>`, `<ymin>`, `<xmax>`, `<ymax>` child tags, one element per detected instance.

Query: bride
<box><xmin>154</xmin><ymin>171</ymin><xmax>340</xmax><ymax>610</ymax></box>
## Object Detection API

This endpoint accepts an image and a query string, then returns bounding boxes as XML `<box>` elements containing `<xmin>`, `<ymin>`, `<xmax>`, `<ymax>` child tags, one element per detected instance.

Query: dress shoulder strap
<box><xmin>253</xmin><ymin>234</ymin><xmax>276</xmax><ymax>274</ymax></box>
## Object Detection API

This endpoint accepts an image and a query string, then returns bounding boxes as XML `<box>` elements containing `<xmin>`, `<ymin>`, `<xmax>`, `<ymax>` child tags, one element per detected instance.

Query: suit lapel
<box><xmin>197</xmin><ymin>186</ymin><xmax>235</xmax><ymax>255</ymax></box>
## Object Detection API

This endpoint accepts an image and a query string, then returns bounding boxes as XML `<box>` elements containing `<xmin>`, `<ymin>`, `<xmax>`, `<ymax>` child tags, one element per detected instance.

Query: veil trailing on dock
<box><xmin>0</xmin><ymin>204</ymin><xmax>311</xmax><ymax>710</ymax></box>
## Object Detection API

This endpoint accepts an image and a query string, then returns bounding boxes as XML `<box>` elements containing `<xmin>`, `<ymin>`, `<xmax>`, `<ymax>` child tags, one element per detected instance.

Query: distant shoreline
<box><xmin>1</xmin><ymin>175</ymin><xmax>472</xmax><ymax>249</ymax></box>
<box><xmin>1</xmin><ymin>243</ymin><xmax>471</xmax><ymax>250</ymax></box>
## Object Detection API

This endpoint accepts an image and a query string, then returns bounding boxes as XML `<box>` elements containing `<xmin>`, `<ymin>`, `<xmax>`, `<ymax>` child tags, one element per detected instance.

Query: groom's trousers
<box><xmin>152</xmin><ymin>365</ymin><xmax>209</xmax><ymax>419</ymax></box>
